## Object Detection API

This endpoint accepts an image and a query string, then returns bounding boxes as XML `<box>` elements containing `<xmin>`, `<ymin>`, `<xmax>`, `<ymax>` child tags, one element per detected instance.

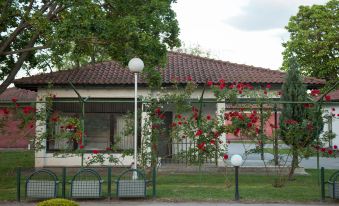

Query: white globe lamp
<box><xmin>128</xmin><ymin>58</ymin><xmax>144</xmax><ymax>73</ymax></box>
<box><xmin>231</xmin><ymin>154</ymin><xmax>243</xmax><ymax>167</ymax></box>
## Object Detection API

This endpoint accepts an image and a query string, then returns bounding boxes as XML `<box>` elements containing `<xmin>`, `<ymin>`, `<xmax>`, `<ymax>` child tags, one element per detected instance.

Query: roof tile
<box><xmin>14</xmin><ymin>52</ymin><xmax>325</xmax><ymax>87</ymax></box>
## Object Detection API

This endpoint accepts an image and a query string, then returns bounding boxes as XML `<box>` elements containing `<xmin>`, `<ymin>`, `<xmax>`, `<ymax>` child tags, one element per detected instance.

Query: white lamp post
<box><xmin>128</xmin><ymin>57</ymin><xmax>144</xmax><ymax>179</ymax></box>
<box><xmin>231</xmin><ymin>154</ymin><xmax>243</xmax><ymax>200</ymax></box>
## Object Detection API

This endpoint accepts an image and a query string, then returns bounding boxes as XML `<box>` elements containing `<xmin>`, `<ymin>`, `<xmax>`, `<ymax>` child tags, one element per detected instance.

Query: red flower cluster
<box><xmin>197</xmin><ymin>142</ymin><xmax>206</xmax><ymax>151</ymax></box>
<box><xmin>195</xmin><ymin>129</ymin><xmax>203</xmax><ymax>136</ymax></box>
<box><xmin>22</xmin><ymin>106</ymin><xmax>34</xmax><ymax>114</ymax></box>
<box><xmin>310</xmin><ymin>89</ymin><xmax>321</xmax><ymax>96</ymax></box>
<box><xmin>0</xmin><ymin>108</ymin><xmax>10</xmax><ymax>115</ymax></box>
<box><xmin>93</xmin><ymin>150</ymin><xmax>99</xmax><ymax>154</ymax></box>
<box><xmin>207</xmin><ymin>80</ymin><xmax>213</xmax><ymax>86</ymax></box>
<box><xmin>284</xmin><ymin>119</ymin><xmax>298</xmax><ymax>125</ymax></box>
<box><xmin>325</xmin><ymin>95</ymin><xmax>331</xmax><ymax>102</ymax></box>
<box><xmin>154</xmin><ymin>107</ymin><xmax>165</xmax><ymax>119</ymax></box>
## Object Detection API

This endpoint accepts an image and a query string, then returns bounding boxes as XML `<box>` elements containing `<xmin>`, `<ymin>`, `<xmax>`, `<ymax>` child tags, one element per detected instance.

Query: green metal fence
<box><xmin>16</xmin><ymin>167</ymin><xmax>157</xmax><ymax>201</ymax></box>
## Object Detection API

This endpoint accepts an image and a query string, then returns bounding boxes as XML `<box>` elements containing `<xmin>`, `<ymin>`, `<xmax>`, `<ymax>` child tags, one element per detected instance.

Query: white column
<box><xmin>141</xmin><ymin>107</ymin><xmax>152</xmax><ymax>167</ymax></box>
<box><xmin>216</xmin><ymin>102</ymin><xmax>227</xmax><ymax>166</ymax></box>
<box><xmin>35</xmin><ymin>102</ymin><xmax>47</xmax><ymax>167</ymax></box>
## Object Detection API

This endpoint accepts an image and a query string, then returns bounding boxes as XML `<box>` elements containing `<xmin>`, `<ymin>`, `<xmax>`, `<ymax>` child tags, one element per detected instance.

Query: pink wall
<box><xmin>0</xmin><ymin>110</ymin><xmax>35</xmax><ymax>148</ymax></box>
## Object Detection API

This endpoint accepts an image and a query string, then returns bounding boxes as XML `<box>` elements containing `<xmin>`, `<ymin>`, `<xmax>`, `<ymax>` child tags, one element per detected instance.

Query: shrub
<box><xmin>37</xmin><ymin>198</ymin><xmax>79</xmax><ymax>206</ymax></box>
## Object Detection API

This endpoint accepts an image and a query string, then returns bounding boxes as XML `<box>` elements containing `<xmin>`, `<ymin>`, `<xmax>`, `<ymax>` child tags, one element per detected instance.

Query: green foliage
<box><xmin>37</xmin><ymin>198</ymin><xmax>79</xmax><ymax>206</ymax></box>
<box><xmin>280</xmin><ymin>58</ymin><xmax>323</xmax><ymax>147</ymax></box>
<box><xmin>0</xmin><ymin>0</ymin><xmax>181</xmax><ymax>91</ymax></box>
<box><xmin>279</xmin><ymin>58</ymin><xmax>324</xmax><ymax>177</ymax></box>
<box><xmin>282</xmin><ymin>0</ymin><xmax>339</xmax><ymax>83</ymax></box>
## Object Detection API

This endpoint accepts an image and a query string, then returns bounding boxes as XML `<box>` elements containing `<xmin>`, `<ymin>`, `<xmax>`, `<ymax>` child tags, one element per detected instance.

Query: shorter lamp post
<box><xmin>231</xmin><ymin>154</ymin><xmax>243</xmax><ymax>201</ymax></box>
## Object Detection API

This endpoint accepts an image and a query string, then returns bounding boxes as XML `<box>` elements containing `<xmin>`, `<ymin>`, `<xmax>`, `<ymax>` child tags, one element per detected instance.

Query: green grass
<box><xmin>156</xmin><ymin>170</ymin><xmax>333</xmax><ymax>202</ymax></box>
<box><xmin>0</xmin><ymin>150</ymin><xmax>34</xmax><ymax>201</ymax></box>
<box><xmin>0</xmin><ymin>150</ymin><xmax>337</xmax><ymax>203</ymax></box>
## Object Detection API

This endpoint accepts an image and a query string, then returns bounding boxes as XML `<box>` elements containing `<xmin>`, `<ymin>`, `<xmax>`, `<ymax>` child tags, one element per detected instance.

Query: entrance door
<box><xmin>157</xmin><ymin>112</ymin><xmax>172</xmax><ymax>159</ymax></box>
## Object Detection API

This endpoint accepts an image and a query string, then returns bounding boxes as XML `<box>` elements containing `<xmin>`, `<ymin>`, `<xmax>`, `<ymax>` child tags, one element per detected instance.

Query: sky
<box><xmin>172</xmin><ymin>0</ymin><xmax>327</xmax><ymax>70</ymax></box>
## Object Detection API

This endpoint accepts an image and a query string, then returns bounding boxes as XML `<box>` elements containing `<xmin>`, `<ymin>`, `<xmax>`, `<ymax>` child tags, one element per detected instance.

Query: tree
<box><xmin>279</xmin><ymin>58</ymin><xmax>323</xmax><ymax>179</ymax></box>
<box><xmin>282</xmin><ymin>0</ymin><xmax>339</xmax><ymax>83</ymax></box>
<box><xmin>0</xmin><ymin>0</ymin><xmax>181</xmax><ymax>94</ymax></box>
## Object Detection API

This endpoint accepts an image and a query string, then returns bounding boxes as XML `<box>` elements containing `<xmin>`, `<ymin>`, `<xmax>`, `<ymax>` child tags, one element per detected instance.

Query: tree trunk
<box><xmin>0</xmin><ymin>33</ymin><xmax>39</xmax><ymax>95</ymax></box>
<box><xmin>288</xmin><ymin>146</ymin><xmax>299</xmax><ymax>180</ymax></box>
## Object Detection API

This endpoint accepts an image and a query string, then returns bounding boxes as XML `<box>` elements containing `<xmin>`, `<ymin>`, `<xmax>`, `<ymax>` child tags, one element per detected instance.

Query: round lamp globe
<box><xmin>231</xmin><ymin>154</ymin><xmax>243</xmax><ymax>167</ymax></box>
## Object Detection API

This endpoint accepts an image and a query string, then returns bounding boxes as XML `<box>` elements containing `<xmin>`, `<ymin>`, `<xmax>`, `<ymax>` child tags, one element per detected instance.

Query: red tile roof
<box><xmin>14</xmin><ymin>52</ymin><xmax>325</xmax><ymax>89</ymax></box>
<box><xmin>328</xmin><ymin>89</ymin><xmax>339</xmax><ymax>101</ymax></box>
<box><xmin>0</xmin><ymin>87</ymin><xmax>37</xmax><ymax>102</ymax></box>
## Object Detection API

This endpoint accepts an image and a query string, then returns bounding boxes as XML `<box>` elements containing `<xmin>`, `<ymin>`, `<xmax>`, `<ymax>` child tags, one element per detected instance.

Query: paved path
<box><xmin>228</xmin><ymin>143</ymin><xmax>339</xmax><ymax>169</ymax></box>
<box><xmin>1</xmin><ymin>201</ymin><xmax>338</xmax><ymax>206</ymax></box>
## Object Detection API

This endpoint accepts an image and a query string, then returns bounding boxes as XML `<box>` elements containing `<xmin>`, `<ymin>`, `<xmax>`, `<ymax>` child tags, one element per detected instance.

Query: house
<box><xmin>13</xmin><ymin>52</ymin><xmax>325</xmax><ymax>167</ymax></box>
<box><xmin>0</xmin><ymin>87</ymin><xmax>37</xmax><ymax>148</ymax></box>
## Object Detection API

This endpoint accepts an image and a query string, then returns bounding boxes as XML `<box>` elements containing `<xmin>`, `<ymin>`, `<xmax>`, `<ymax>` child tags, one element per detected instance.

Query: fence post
<box><xmin>108</xmin><ymin>167</ymin><xmax>112</xmax><ymax>199</ymax></box>
<box><xmin>152</xmin><ymin>166</ymin><xmax>157</xmax><ymax>198</ymax></box>
<box><xmin>16</xmin><ymin>167</ymin><xmax>21</xmax><ymax>202</ymax></box>
<box><xmin>62</xmin><ymin>167</ymin><xmax>66</xmax><ymax>198</ymax></box>
<box><xmin>321</xmin><ymin>167</ymin><xmax>325</xmax><ymax>202</ymax></box>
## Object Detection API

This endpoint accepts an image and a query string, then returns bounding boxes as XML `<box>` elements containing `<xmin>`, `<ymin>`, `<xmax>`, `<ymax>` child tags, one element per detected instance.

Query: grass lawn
<box><xmin>0</xmin><ymin>150</ymin><xmax>337</xmax><ymax>203</ymax></box>
<box><xmin>0</xmin><ymin>150</ymin><xmax>34</xmax><ymax>201</ymax></box>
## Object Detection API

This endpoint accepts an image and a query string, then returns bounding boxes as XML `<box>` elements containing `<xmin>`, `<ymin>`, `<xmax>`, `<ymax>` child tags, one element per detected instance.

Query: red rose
<box><xmin>223</xmin><ymin>154</ymin><xmax>229</xmax><ymax>160</ymax></box>
<box><xmin>155</xmin><ymin>107</ymin><xmax>161</xmax><ymax>115</ymax></box>
<box><xmin>227</xmin><ymin>140</ymin><xmax>231</xmax><ymax>144</ymax></box>
<box><xmin>219</xmin><ymin>83</ymin><xmax>226</xmax><ymax>90</ymax></box>
<box><xmin>11</xmin><ymin>98</ymin><xmax>17</xmax><ymax>103</ymax></box>
<box><xmin>159</xmin><ymin>113</ymin><xmax>165</xmax><ymax>119</ymax></box>
<box><xmin>79</xmin><ymin>145</ymin><xmax>84</xmax><ymax>149</ymax></box>
<box><xmin>332</xmin><ymin>108</ymin><xmax>335</xmax><ymax>111</ymax></box>
<box><xmin>234</xmin><ymin>128</ymin><xmax>240</xmax><ymax>136</ymax></box>
<box><xmin>334</xmin><ymin>145</ymin><xmax>338</xmax><ymax>150</ymax></box>
<box><xmin>93</xmin><ymin>150</ymin><xmax>99</xmax><ymax>154</ymax></box>
<box><xmin>187</xmin><ymin>76</ymin><xmax>192</xmax><ymax>81</ymax></box>
<box><xmin>3</xmin><ymin>108</ymin><xmax>10</xmax><ymax>115</ymax></box>
<box><xmin>178</xmin><ymin>121</ymin><xmax>182</xmax><ymax>125</ymax></box>
<box><xmin>266</xmin><ymin>84</ymin><xmax>271</xmax><ymax>89</ymax></box>
<box><xmin>197</xmin><ymin>142</ymin><xmax>206</xmax><ymax>150</ymax></box>
<box><xmin>247</xmin><ymin>122</ymin><xmax>253</xmax><ymax>128</ymax></box>
<box><xmin>263</xmin><ymin>90</ymin><xmax>267</xmax><ymax>95</ymax></box>
<box><xmin>311</xmin><ymin>89</ymin><xmax>320</xmax><ymax>96</ymax></box>
<box><xmin>320</xmin><ymin>148</ymin><xmax>326</xmax><ymax>152</ymax></box>
<box><xmin>210</xmin><ymin>139</ymin><xmax>215</xmax><ymax>145</ymax></box>
<box><xmin>195</xmin><ymin>129</ymin><xmax>203</xmax><ymax>136</ymax></box>
<box><xmin>207</xmin><ymin>80</ymin><xmax>213</xmax><ymax>86</ymax></box>
<box><xmin>177</xmin><ymin>114</ymin><xmax>182</xmax><ymax>119</ymax></box>
<box><xmin>328</xmin><ymin>150</ymin><xmax>333</xmax><ymax>155</ymax></box>
<box><xmin>171</xmin><ymin>122</ymin><xmax>177</xmax><ymax>127</ymax></box>
<box><xmin>207</xmin><ymin>114</ymin><xmax>211</xmax><ymax>120</ymax></box>
<box><xmin>325</xmin><ymin>95</ymin><xmax>331</xmax><ymax>102</ymax></box>
<box><xmin>23</xmin><ymin>106</ymin><xmax>34</xmax><ymax>114</ymax></box>
<box><xmin>106</xmin><ymin>147</ymin><xmax>111</xmax><ymax>151</ymax></box>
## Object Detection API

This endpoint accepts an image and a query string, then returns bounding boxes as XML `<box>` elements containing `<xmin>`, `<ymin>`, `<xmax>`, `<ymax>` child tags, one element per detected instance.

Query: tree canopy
<box><xmin>282</xmin><ymin>0</ymin><xmax>338</xmax><ymax>83</ymax></box>
<box><xmin>0</xmin><ymin>0</ymin><xmax>181</xmax><ymax>93</ymax></box>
